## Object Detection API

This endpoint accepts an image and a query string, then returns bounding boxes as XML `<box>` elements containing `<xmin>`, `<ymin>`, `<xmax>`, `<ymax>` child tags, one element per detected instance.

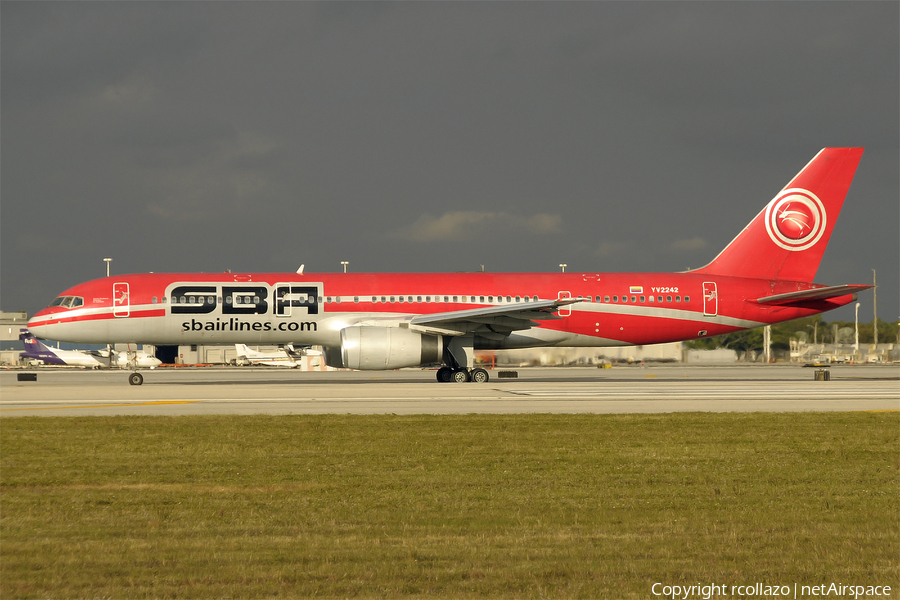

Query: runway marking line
<box><xmin>0</xmin><ymin>401</ymin><xmax>201</xmax><ymax>412</ymax></box>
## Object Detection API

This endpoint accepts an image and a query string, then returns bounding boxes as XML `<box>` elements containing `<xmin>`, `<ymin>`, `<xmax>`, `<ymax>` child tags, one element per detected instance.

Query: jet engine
<box><xmin>325</xmin><ymin>326</ymin><xmax>443</xmax><ymax>370</ymax></box>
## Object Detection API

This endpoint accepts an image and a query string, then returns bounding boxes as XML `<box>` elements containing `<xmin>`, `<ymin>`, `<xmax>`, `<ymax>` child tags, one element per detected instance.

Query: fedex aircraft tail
<box><xmin>20</xmin><ymin>329</ymin><xmax>52</xmax><ymax>353</ymax></box>
<box><xmin>693</xmin><ymin>148</ymin><xmax>863</xmax><ymax>282</ymax></box>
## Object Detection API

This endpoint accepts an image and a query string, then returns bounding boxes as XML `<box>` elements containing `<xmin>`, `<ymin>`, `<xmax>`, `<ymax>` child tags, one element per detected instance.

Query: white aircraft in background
<box><xmin>20</xmin><ymin>329</ymin><xmax>162</xmax><ymax>369</ymax></box>
<box><xmin>97</xmin><ymin>346</ymin><xmax>162</xmax><ymax>369</ymax></box>
<box><xmin>19</xmin><ymin>329</ymin><xmax>103</xmax><ymax>368</ymax></box>
<box><xmin>233</xmin><ymin>344</ymin><xmax>299</xmax><ymax>368</ymax></box>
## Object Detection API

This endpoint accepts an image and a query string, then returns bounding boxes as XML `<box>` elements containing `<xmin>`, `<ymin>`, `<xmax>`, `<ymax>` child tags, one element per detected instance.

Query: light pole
<box><xmin>103</xmin><ymin>258</ymin><xmax>112</xmax><ymax>277</ymax></box>
<box><xmin>559</xmin><ymin>263</ymin><xmax>567</xmax><ymax>273</ymax></box>
<box><xmin>854</xmin><ymin>302</ymin><xmax>860</xmax><ymax>358</ymax></box>
<box><xmin>872</xmin><ymin>269</ymin><xmax>877</xmax><ymax>346</ymax></box>
<box><xmin>340</xmin><ymin>261</ymin><xmax>349</xmax><ymax>274</ymax></box>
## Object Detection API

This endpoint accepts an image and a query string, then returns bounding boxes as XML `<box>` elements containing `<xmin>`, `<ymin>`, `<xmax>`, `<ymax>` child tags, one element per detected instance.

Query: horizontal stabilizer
<box><xmin>755</xmin><ymin>284</ymin><xmax>873</xmax><ymax>306</ymax></box>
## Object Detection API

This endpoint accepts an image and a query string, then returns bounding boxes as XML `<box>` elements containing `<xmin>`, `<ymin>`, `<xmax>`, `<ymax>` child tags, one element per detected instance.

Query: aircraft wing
<box><xmin>406</xmin><ymin>298</ymin><xmax>581</xmax><ymax>339</ymax></box>
<box><xmin>755</xmin><ymin>284</ymin><xmax>874</xmax><ymax>306</ymax></box>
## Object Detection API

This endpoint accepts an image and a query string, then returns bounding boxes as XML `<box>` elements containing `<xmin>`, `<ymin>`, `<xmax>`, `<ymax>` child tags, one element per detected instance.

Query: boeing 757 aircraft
<box><xmin>28</xmin><ymin>148</ymin><xmax>872</xmax><ymax>384</ymax></box>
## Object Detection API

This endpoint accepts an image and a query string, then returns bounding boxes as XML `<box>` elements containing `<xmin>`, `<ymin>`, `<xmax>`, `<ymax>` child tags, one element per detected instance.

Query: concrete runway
<box><xmin>2</xmin><ymin>364</ymin><xmax>897</xmax><ymax>416</ymax></box>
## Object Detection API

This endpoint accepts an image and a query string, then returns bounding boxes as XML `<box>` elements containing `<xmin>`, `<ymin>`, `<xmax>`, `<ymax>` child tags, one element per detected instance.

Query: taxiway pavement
<box><xmin>1</xmin><ymin>365</ymin><xmax>897</xmax><ymax>417</ymax></box>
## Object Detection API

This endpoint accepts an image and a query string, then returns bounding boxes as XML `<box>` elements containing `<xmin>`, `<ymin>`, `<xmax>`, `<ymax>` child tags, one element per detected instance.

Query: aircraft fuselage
<box><xmin>28</xmin><ymin>271</ymin><xmax>854</xmax><ymax>348</ymax></box>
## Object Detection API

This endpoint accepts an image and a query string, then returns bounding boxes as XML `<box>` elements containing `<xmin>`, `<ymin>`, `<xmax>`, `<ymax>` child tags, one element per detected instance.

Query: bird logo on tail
<box><xmin>765</xmin><ymin>188</ymin><xmax>826</xmax><ymax>252</ymax></box>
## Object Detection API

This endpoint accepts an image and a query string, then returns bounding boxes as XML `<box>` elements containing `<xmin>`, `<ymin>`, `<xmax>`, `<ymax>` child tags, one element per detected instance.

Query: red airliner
<box><xmin>28</xmin><ymin>148</ymin><xmax>871</xmax><ymax>384</ymax></box>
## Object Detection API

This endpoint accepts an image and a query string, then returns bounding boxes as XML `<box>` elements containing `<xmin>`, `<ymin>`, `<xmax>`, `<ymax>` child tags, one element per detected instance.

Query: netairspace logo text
<box><xmin>651</xmin><ymin>582</ymin><xmax>892</xmax><ymax>599</ymax></box>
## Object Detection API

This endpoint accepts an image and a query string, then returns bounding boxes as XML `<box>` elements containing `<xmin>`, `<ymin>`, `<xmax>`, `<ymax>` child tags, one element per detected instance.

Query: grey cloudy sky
<box><xmin>2</xmin><ymin>2</ymin><xmax>897</xmax><ymax>323</ymax></box>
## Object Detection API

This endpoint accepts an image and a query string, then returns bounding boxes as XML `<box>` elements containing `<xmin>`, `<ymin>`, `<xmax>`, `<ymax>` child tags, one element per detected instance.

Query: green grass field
<box><xmin>2</xmin><ymin>412</ymin><xmax>897</xmax><ymax>599</ymax></box>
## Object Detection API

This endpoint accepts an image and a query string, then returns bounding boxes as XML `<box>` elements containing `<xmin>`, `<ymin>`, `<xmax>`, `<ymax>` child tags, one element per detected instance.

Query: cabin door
<box><xmin>557</xmin><ymin>291</ymin><xmax>572</xmax><ymax>317</ymax></box>
<box><xmin>702</xmin><ymin>282</ymin><xmax>718</xmax><ymax>317</ymax></box>
<box><xmin>275</xmin><ymin>284</ymin><xmax>293</xmax><ymax>317</ymax></box>
<box><xmin>113</xmin><ymin>282</ymin><xmax>130</xmax><ymax>317</ymax></box>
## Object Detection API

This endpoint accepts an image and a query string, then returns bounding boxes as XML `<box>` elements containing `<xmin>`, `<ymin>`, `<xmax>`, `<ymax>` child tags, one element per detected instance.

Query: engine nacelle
<box><xmin>329</xmin><ymin>326</ymin><xmax>442</xmax><ymax>370</ymax></box>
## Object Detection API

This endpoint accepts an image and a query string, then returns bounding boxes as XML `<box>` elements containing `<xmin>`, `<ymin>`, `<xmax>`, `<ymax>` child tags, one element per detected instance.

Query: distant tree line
<box><xmin>684</xmin><ymin>315</ymin><xmax>898</xmax><ymax>354</ymax></box>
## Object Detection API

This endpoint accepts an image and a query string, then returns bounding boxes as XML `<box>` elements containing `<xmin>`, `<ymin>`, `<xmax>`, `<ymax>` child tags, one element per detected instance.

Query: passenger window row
<box><xmin>595</xmin><ymin>295</ymin><xmax>690</xmax><ymax>304</ymax></box>
<box><xmin>348</xmin><ymin>295</ymin><xmax>542</xmax><ymax>304</ymax></box>
<box><xmin>156</xmin><ymin>294</ymin><xmax>692</xmax><ymax>305</ymax></box>
<box><xmin>145</xmin><ymin>292</ymin><xmax>690</xmax><ymax>306</ymax></box>
<box><xmin>316</xmin><ymin>294</ymin><xmax>690</xmax><ymax>304</ymax></box>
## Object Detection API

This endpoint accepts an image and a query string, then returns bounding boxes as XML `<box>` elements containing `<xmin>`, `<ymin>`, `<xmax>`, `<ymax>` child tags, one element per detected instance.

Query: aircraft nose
<box><xmin>28</xmin><ymin>310</ymin><xmax>45</xmax><ymax>327</ymax></box>
<box><xmin>28</xmin><ymin>307</ymin><xmax>58</xmax><ymax>336</ymax></box>
<box><xmin>27</xmin><ymin>316</ymin><xmax>47</xmax><ymax>334</ymax></box>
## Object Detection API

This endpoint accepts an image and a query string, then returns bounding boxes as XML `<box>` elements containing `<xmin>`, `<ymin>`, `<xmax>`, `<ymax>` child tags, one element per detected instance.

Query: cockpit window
<box><xmin>49</xmin><ymin>296</ymin><xmax>83</xmax><ymax>309</ymax></box>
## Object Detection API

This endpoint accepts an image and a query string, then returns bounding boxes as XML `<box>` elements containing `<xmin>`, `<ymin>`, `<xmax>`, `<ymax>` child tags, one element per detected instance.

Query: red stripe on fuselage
<box><xmin>29</xmin><ymin>308</ymin><xmax>166</xmax><ymax>328</ymax></box>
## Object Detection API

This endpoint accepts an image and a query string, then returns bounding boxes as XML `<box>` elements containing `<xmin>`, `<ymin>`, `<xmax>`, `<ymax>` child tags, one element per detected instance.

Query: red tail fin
<box><xmin>693</xmin><ymin>148</ymin><xmax>863</xmax><ymax>282</ymax></box>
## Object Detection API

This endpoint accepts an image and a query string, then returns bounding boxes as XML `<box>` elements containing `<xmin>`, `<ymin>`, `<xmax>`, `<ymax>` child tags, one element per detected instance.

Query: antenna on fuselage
<box><xmin>297</xmin><ymin>264</ymin><xmax>305</xmax><ymax>275</ymax></box>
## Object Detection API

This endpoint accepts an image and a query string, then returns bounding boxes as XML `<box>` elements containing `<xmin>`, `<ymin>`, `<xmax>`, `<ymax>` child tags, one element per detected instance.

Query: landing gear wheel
<box><xmin>452</xmin><ymin>369</ymin><xmax>471</xmax><ymax>383</ymax></box>
<box><xmin>470</xmin><ymin>368</ymin><xmax>489</xmax><ymax>383</ymax></box>
<box><xmin>128</xmin><ymin>372</ymin><xmax>144</xmax><ymax>386</ymax></box>
<box><xmin>436</xmin><ymin>367</ymin><xmax>453</xmax><ymax>383</ymax></box>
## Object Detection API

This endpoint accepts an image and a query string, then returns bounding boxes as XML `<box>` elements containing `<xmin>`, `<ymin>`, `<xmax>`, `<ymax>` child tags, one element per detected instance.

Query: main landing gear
<box><xmin>436</xmin><ymin>366</ymin><xmax>490</xmax><ymax>384</ymax></box>
<box><xmin>436</xmin><ymin>335</ymin><xmax>488</xmax><ymax>383</ymax></box>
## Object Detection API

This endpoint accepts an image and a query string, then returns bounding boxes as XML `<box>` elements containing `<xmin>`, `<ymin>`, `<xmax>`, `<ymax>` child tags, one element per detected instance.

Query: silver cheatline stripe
<box><xmin>574</xmin><ymin>302</ymin><xmax>763</xmax><ymax>329</ymax></box>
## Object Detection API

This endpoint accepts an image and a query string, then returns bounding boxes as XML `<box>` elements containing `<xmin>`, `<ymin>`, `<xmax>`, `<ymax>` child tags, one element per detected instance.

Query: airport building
<box><xmin>1</xmin><ymin>311</ymin><xmax>30</xmax><ymax>365</ymax></box>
